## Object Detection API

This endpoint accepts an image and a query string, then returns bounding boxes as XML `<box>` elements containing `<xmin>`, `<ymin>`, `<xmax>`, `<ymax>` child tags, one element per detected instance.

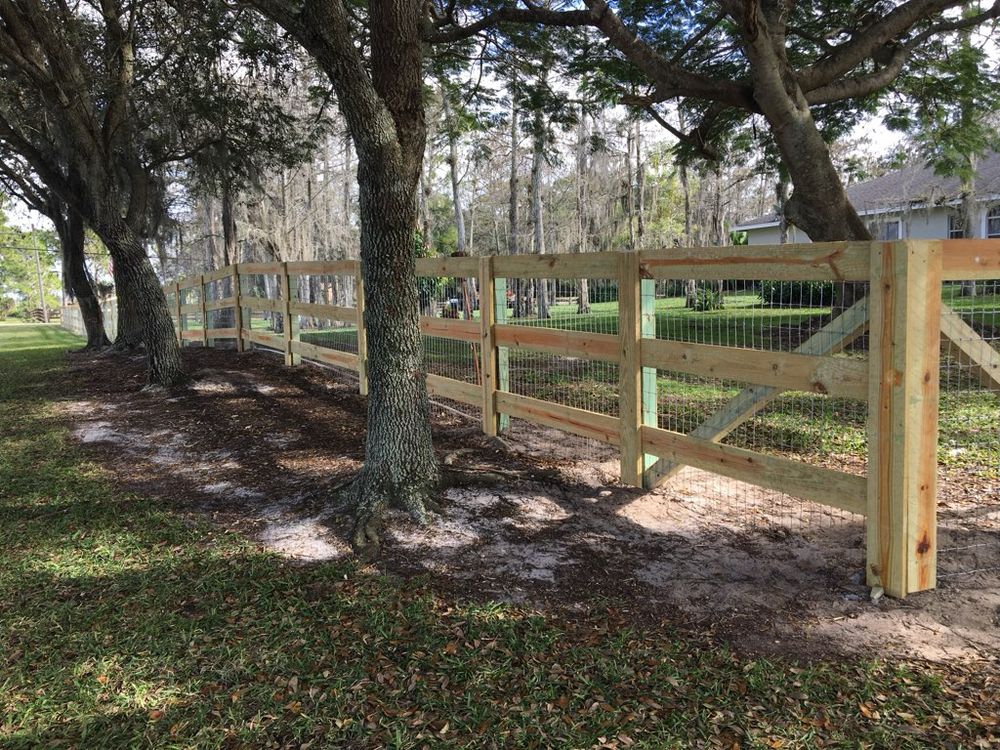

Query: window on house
<box><xmin>987</xmin><ymin>206</ymin><xmax>1000</xmax><ymax>238</ymax></box>
<box><xmin>868</xmin><ymin>218</ymin><xmax>902</xmax><ymax>241</ymax></box>
<box><xmin>948</xmin><ymin>214</ymin><xmax>965</xmax><ymax>239</ymax></box>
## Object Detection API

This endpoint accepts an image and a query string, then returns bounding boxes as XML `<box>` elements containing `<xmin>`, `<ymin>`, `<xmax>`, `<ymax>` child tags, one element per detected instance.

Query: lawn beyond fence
<box><xmin>65</xmin><ymin>240</ymin><xmax>1000</xmax><ymax>598</ymax></box>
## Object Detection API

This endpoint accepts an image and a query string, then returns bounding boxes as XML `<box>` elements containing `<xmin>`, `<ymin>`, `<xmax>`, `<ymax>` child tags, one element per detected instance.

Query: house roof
<box><xmin>734</xmin><ymin>150</ymin><xmax>1000</xmax><ymax>230</ymax></box>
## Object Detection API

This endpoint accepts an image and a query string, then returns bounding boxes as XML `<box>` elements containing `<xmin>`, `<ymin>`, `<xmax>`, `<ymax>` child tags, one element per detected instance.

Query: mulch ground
<box><xmin>58</xmin><ymin>345</ymin><xmax>1000</xmax><ymax>663</ymax></box>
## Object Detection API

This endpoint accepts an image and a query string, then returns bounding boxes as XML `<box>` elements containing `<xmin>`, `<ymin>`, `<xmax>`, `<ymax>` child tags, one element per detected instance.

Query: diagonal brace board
<box><xmin>644</xmin><ymin>298</ymin><xmax>871</xmax><ymax>489</ymax></box>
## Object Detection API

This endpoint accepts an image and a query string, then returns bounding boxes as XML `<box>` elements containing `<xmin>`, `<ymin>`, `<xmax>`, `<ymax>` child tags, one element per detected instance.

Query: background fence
<box><xmin>63</xmin><ymin>240</ymin><xmax>1000</xmax><ymax>598</ymax></box>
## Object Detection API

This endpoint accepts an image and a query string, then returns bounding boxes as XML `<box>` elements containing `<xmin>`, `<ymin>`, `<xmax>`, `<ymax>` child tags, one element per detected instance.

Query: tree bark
<box><xmin>57</xmin><ymin>203</ymin><xmax>110</xmax><ymax>349</ymax></box>
<box><xmin>530</xmin><ymin>114</ymin><xmax>549</xmax><ymax>319</ymax></box>
<box><xmin>732</xmin><ymin>1</ymin><xmax>869</xmax><ymax>242</ymax></box>
<box><xmin>97</xmin><ymin>216</ymin><xmax>184</xmax><ymax>386</ymax></box>
<box><xmin>248</xmin><ymin>0</ymin><xmax>439</xmax><ymax>544</ymax></box>
<box><xmin>349</xmin><ymin>146</ymin><xmax>439</xmax><ymax>546</ymax></box>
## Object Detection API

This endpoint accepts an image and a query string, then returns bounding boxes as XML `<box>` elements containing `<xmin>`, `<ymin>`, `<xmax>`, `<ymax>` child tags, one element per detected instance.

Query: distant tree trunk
<box><xmin>960</xmin><ymin>161</ymin><xmax>977</xmax><ymax>297</ymax></box>
<box><xmin>342</xmin><ymin>133</ymin><xmax>353</xmax><ymax>224</ymax></box>
<box><xmin>531</xmin><ymin>113</ymin><xmax>549</xmax><ymax>319</ymax></box>
<box><xmin>679</xmin><ymin>125</ymin><xmax>696</xmax><ymax>308</ymax></box>
<box><xmin>625</xmin><ymin>123</ymin><xmax>635</xmax><ymax>249</ymax></box>
<box><xmin>419</xmin><ymin>169</ymin><xmax>433</xmax><ymax>254</ymax></box>
<box><xmin>442</xmin><ymin>89</ymin><xmax>467</xmax><ymax>254</ymax></box>
<box><xmin>218</xmin><ymin>187</ymin><xmax>238</xmax><ymax>326</ymax></box>
<box><xmin>508</xmin><ymin>91</ymin><xmax>526</xmax><ymax>317</ymax></box>
<box><xmin>635</xmin><ymin>119</ymin><xmax>645</xmax><ymax>246</ymax></box>
<box><xmin>776</xmin><ymin>173</ymin><xmax>789</xmax><ymax>244</ymax></box>
<box><xmin>575</xmin><ymin>108</ymin><xmax>591</xmax><ymax>314</ymax></box>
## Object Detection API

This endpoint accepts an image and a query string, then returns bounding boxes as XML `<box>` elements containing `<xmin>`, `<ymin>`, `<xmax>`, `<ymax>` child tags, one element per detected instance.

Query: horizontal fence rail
<box><xmin>61</xmin><ymin>239</ymin><xmax>1000</xmax><ymax>598</ymax></box>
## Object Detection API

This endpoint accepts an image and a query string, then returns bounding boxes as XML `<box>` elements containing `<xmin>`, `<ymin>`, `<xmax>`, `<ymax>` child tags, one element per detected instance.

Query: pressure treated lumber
<box><xmin>233</xmin><ymin>265</ymin><xmax>245</xmax><ymax>353</ymax></box>
<box><xmin>494</xmin><ymin>324</ymin><xmax>619</xmax><ymax>361</ymax></box>
<box><xmin>493</xmin><ymin>252</ymin><xmax>618</xmax><ymax>280</ymax></box>
<box><xmin>355</xmin><ymin>268</ymin><xmax>369</xmax><ymax>396</ymax></box>
<box><xmin>619</xmin><ymin>252</ymin><xmax>643</xmax><ymax>485</ymax></box>
<box><xmin>290</xmin><ymin>340</ymin><xmax>360</xmax><ymax>370</ymax></box>
<box><xmin>941</xmin><ymin>240</ymin><xmax>1000</xmax><ymax>280</ymax></box>
<box><xmin>642</xmin><ymin>339</ymin><xmax>868</xmax><ymax>399</ymax></box>
<box><xmin>416</xmin><ymin>256</ymin><xmax>480</xmax><ymax>278</ymax></box>
<box><xmin>420</xmin><ymin>316</ymin><xmax>480</xmax><ymax>342</ymax></box>
<box><xmin>426</xmin><ymin>373</ymin><xmax>481</xmax><ymax>406</ymax></box>
<box><xmin>288</xmin><ymin>260</ymin><xmax>358</xmax><ymax>276</ymax></box>
<box><xmin>479</xmin><ymin>257</ymin><xmax>501</xmax><ymax>435</ymax></box>
<box><xmin>495</xmin><ymin>392</ymin><xmax>621</xmax><ymax>445</ymax></box>
<box><xmin>639</xmin><ymin>242</ymin><xmax>871</xmax><ymax>281</ymax></box>
<box><xmin>205</xmin><ymin>298</ymin><xmax>237</xmax><ymax>312</ymax></box>
<box><xmin>641</xmin><ymin>425</ymin><xmax>867</xmax><ymax>516</ymax></box>
<box><xmin>867</xmin><ymin>240</ymin><xmax>942</xmax><ymax>598</ymax></box>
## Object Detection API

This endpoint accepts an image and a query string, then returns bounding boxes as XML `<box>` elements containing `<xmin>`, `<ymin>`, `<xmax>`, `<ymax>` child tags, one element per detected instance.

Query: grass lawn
<box><xmin>1</xmin><ymin>323</ymin><xmax>999</xmax><ymax>748</ymax></box>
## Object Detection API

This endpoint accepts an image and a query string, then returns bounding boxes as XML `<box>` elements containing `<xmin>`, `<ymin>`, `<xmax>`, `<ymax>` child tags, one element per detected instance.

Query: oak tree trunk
<box><xmin>347</xmin><ymin>147</ymin><xmax>439</xmax><ymax>546</ymax></box>
<box><xmin>97</xmin><ymin>217</ymin><xmax>184</xmax><ymax>386</ymax></box>
<box><xmin>58</xmin><ymin>204</ymin><xmax>110</xmax><ymax>349</ymax></box>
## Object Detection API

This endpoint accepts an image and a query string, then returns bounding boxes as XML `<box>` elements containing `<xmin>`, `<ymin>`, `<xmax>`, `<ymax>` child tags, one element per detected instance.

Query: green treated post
<box><xmin>641</xmin><ymin>277</ymin><xmax>658</xmax><ymax>478</ymax></box>
<box><xmin>494</xmin><ymin>274</ymin><xmax>510</xmax><ymax>433</ymax></box>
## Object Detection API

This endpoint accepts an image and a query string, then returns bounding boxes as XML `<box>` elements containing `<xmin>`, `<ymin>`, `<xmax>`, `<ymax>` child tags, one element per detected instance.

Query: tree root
<box><xmin>333</xmin><ymin>464</ymin><xmax>439</xmax><ymax>552</ymax></box>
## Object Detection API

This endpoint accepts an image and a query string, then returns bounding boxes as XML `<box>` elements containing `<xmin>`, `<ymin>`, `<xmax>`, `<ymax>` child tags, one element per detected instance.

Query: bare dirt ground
<box><xmin>58</xmin><ymin>347</ymin><xmax>1000</xmax><ymax>663</ymax></box>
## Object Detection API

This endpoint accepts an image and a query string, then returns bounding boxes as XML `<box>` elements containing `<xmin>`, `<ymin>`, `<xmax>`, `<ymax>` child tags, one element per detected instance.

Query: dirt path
<box><xmin>60</xmin><ymin>347</ymin><xmax>1000</xmax><ymax>662</ymax></box>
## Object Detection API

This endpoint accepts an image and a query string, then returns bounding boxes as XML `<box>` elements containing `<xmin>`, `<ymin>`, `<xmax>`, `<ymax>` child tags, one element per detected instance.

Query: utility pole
<box><xmin>34</xmin><ymin>245</ymin><xmax>48</xmax><ymax>323</ymax></box>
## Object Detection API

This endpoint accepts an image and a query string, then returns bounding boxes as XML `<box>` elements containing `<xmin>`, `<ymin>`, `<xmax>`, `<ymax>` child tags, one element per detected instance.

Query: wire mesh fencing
<box><xmin>137</xmin><ymin>240</ymin><xmax>999</xmax><ymax>597</ymax></box>
<box><xmin>293</xmin><ymin>272</ymin><xmax>360</xmax><ymax>368</ymax></box>
<box><xmin>650</xmin><ymin>279</ymin><xmax>868</xmax><ymax>534</ymax></box>
<box><xmin>499</xmin><ymin>275</ymin><xmax>621</xmax><ymax>472</ymax></box>
<box><xmin>937</xmin><ymin>278</ymin><xmax>1000</xmax><ymax>578</ymax></box>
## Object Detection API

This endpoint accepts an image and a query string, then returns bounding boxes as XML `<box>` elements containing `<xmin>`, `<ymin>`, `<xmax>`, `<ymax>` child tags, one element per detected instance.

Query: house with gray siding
<box><xmin>735</xmin><ymin>151</ymin><xmax>1000</xmax><ymax>244</ymax></box>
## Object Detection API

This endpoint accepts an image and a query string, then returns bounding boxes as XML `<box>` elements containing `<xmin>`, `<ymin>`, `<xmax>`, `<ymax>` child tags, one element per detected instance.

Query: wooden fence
<box><xmin>65</xmin><ymin>239</ymin><xmax>1000</xmax><ymax>597</ymax></box>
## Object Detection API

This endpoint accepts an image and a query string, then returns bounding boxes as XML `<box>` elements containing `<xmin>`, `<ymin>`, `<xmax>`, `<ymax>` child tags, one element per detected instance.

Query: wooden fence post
<box><xmin>174</xmin><ymin>282</ymin><xmax>183</xmax><ymax>344</ymax></box>
<box><xmin>619</xmin><ymin>251</ymin><xmax>644</xmax><ymax>486</ymax></box>
<box><xmin>281</xmin><ymin>263</ymin><xmax>300</xmax><ymax>366</ymax></box>
<box><xmin>233</xmin><ymin>264</ymin><xmax>245</xmax><ymax>353</ymax></box>
<box><xmin>867</xmin><ymin>239</ymin><xmax>943</xmax><ymax>597</ymax></box>
<box><xmin>479</xmin><ymin>257</ymin><xmax>501</xmax><ymax>435</ymax></box>
<box><xmin>200</xmin><ymin>274</ymin><xmax>210</xmax><ymax>348</ymax></box>
<box><xmin>356</xmin><ymin>264</ymin><xmax>369</xmax><ymax>396</ymax></box>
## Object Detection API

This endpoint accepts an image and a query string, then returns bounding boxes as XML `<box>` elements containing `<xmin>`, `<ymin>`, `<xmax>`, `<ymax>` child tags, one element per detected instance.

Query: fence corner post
<box><xmin>619</xmin><ymin>251</ymin><xmax>644</xmax><ymax>487</ymax></box>
<box><xmin>867</xmin><ymin>239</ymin><xmax>943</xmax><ymax>598</ymax></box>
<box><xmin>281</xmin><ymin>262</ymin><xmax>300</xmax><ymax>366</ymax></box>
<box><xmin>233</xmin><ymin>264</ymin><xmax>245</xmax><ymax>353</ymax></box>
<box><xmin>355</xmin><ymin>263</ymin><xmax>369</xmax><ymax>396</ymax></box>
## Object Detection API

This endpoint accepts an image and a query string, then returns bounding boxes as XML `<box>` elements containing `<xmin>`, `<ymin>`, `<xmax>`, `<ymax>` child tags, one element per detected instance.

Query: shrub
<box><xmin>759</xmin><ymin>280</ymin><xmax>835</xmax><ymax>307</ymax></box>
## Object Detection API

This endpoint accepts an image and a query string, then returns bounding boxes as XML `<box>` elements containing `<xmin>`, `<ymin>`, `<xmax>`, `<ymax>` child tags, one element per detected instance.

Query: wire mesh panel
<box><xmin>419</xmin><ymin>275</ymin><xmax>481</xmax><ymax>387</ymax></box>
<box><xmin>499</xmin><ymin>275</ymin><xmax>620</xmax><ymax>471</ymax></box>
<box><xmin>937</xmin><ymin>278</ymin><xmax>1000</xmax><ymax>577</ymax></box>
<box><xmin>204</xmin><ymin>276</ymin><xmax>237</xmax><ymax>334</ymax></box>
<box><xmin>178</xmin><ymin>284</ymin><xmax>204</xmax><ymax>345</ymax></box>
<box><xmin>651</xmin><ymin>278</ymin><xmax>868</xmax><ymax>532</ymax></box>
<box><xmin>293</xmin><ymin>273</ymin><xmax>359</xmax><ymax>364</ymax></box>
